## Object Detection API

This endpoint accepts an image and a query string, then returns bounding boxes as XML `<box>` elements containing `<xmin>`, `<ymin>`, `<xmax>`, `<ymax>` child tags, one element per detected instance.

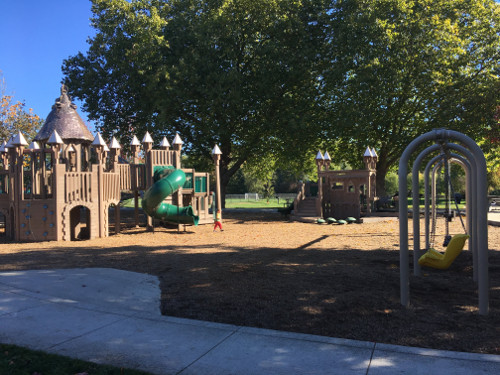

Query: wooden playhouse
<box><xmin>0</xmin><ymin>86</ymin><xmax>212</xmax><ymax>241</ymax></box>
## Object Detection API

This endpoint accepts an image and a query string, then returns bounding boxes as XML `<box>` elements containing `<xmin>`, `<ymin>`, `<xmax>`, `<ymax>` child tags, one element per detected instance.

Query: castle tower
<box><xmin>363</xmin><ymin>147</ymin><xmax>377</xmax><ymax>171</ymax></box>
<box><xmin>34</xmin><ymin>85</ymin><xmax>94</xmax><ymax>172</ymax></box>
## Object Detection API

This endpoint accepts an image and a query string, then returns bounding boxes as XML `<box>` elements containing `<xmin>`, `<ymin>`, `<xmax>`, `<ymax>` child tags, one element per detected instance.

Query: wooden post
<box><xmin>142</xmin><ymin>132</ymin><xmax>154</xmax><ymax>231</ymax></box>
<box><xmin>212</xmin><ymin>145</ymin><xmax>222</xmax><ymax>214</ymax></box>
<box><xmin>315</xmin><ymin>151</ymin><xmax>324</xmax><ymax>218</ymax></box>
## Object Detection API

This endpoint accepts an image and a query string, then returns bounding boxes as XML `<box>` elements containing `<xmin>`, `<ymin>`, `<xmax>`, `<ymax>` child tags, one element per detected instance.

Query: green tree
<box><xmin>484</xmin><ymin>106</ymin><xmax>500</xmax><ymax>192</ymax></box>
<box><xmin>322</xmin><ymin>0</ymin><xmax>500</xmax><ymax>196</ymax></box>
<box><xmin>63</xmin><ymin>0</ymin><xmax>326</xmax><ymax>206</ymax></box>
<box><xmin>0</xmin><ymin>73</ymin><xmax>44</xmax><ymax>142</ymax></box>
<box><xmin>241</xmin><ymin>154</ymin><xmax>277</xmax><ymax>200</ymax></box>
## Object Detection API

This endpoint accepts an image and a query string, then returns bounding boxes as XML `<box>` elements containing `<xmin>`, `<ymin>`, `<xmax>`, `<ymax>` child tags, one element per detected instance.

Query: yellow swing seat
<box><xmin>418</xmin><ymin>233</ymin><xmax>469</xmax><ymax>270</ymax></box>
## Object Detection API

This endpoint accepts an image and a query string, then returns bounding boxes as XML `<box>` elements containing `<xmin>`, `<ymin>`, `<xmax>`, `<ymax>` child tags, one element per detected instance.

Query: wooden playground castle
<box><xmin>293</xmin><ymin>148</ymin><xmax>377</xmax><ymax>220</ymax></box>
<box><xmin>0</xmin><ymin>87</ymin><xmax>212</xmax><ymax>242</ymax></box>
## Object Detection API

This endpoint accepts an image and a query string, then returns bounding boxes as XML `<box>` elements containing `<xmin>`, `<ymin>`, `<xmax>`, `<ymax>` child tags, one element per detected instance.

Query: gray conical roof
<box><xmin>34</xmin><ymin>85</ymin><xmax>93</xmax><ymax>143</ymax></box>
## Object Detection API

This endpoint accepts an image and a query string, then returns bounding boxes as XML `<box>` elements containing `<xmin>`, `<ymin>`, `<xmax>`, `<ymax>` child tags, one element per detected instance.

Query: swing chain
<box><xmin>442</xmin><ymin>149</ymin><xmax>467</xmax><ymax>246</ymax></box>
<box><xmin>443</xmin><ymin>152</ymin><xmax>452</xmax><ymax>246</ymax></box>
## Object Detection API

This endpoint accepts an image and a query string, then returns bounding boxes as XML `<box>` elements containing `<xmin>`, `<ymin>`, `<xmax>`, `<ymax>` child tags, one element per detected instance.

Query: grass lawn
<box><xmin>121</xmin><ymin>197</ymin><xmax>288</xmax><ymax>209</ymax></box>
<box><xmin>408</xmin><ymin>198</ymin><xmax>466</xmax><ymax>210</ymax></box>
<box><xmin>121</xmin><ymin>195</ymin><xmax>466</xmax><ymax>211</ymax></box>
<box><xmin>0</xmin><ymin>343</ymin><xmax>152</xmax><ymax>375</ymax></box>
<box><xmin>225</xmin><ymin>197</ymin><xmax>285</xmax><ymax>209</ymax></box>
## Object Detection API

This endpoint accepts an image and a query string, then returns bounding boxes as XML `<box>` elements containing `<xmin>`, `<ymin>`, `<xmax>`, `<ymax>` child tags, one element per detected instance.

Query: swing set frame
<box><xmin>398</xmin><ymin>129</ymin><xmax>489</xmax><ymax>315</ymax></box>
<box><xmin>426</xmin><ymin>154</ymin><xmax>468</xmax><ymax>250</ymax></box>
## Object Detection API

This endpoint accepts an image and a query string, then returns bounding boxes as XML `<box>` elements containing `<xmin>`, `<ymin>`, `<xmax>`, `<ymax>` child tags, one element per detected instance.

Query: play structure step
<box><xmin>289</xmin><ymin>215</ymin><xmax>318</xmax><ymax>223</ymax></box>
<box><xmin>296</xmin><ymin>199</ymin><xmax>317</xmax><ymax>215</ymax></box>
<box><xmin>298</xmin><ymin>210</ymin><xmax>317</xmax><ymax>215</ymax></box>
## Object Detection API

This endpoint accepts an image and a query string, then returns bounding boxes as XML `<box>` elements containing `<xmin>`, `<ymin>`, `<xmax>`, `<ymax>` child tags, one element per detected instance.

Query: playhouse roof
<box><xmin>34</xmin><ymin>85</ymin><xmax>94</xmax><ymax>144</ymax></box>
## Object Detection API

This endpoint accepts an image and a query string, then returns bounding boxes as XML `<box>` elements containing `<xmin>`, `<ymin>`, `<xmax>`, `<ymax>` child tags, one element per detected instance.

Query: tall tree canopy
<box><xmin>63</xmin><ymin>0</ymin><xmax>326</xmax><ymax>203</ymax></box>
<box><xmin>1</xmin><ymin>73</ymin><xmax>44</xmax><ymax>142</ymax></box>
<box><xmin>63</xmin><ymin>0</ymin><xmax>500</xmax><ymax>198</ymax></box>
<box><xmin>322</xmin><ymin>0</ymin><xmax>500</xmax><ymax>195</ymax></box>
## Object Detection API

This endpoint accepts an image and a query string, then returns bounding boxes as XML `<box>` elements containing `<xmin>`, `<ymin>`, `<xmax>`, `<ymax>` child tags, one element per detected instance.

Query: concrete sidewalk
<box><xmin>1</xmin><ymin>268</ymin><xmax>499</xmax><ymax>375</ymax></box>
<box><xmin>488</xmin><ymin>210</ymin><xmax>500</xmax><ymax>226</ymax></box>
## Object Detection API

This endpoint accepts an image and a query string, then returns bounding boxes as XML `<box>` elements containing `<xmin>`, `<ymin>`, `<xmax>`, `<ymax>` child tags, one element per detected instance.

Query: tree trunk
<box><xmin>220</xmin><ymin>166</ymin><xmax>234</xmax><ymax>209</ymax></box>
<box><xmin>219</xmin><ymin>153</ymin><xmax>246</xmax><ymax>209</ymax></box>
<box><xmin>220</xmin><ymin>181</ymin><xmax>228</xmax><ymax>209</ymax></box>
<box><xmin>376</xmin><ymin>156</ymin><xmax>390</xmax><ymax>198</ymax></box>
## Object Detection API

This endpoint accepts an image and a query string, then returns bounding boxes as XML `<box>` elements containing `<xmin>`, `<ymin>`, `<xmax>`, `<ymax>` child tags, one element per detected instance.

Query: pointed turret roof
<box><xmin>130</xmin><ymin>135</ymin><xmax>141</xmax><ymax>146</ymax></box>
<box><xmin>47</xmin><ymin>130</ymin><xmax>64</xmax><ymax>145</ymax></box>
<box><xmin>160</xmin><ymin>136</ymin><xmax>171</xmax><ymax>148</ymax></box>
<box><xmin>212</xmin><ymin>144</ymin><xmax>222</xmax><ymax>155</ymax></box>
<box><xmin>29</xmin><ymin>141</ymin><xmax>40</xmax><ymax>150</ymax></box>
<box><xmin>172</xmin><ymin>133</ymin><xmax>183</xmax><ymax>145</ymax></box>
<box><xmin>92</xmin><ymin>133</ymin><xmax>107</xmax><ymax>147</ymax></box>
<box><xmin>109</xmin><ymin>136</ymin><xmax>121</xmax><ymax>149</ymax></box>
<box><xmin>12</xmin><ymin>131</ymin><xmax>29</xmax><ymax>146</ymax></box>
<box><xmin>142</xmin><ymin>131</ymin><xmax>154</xmax><ymax>144</ymax></box>
<box><xmin>34</xmin><ymin>85</ymin><xmax>94</xmax><ymax>143</ymax></box>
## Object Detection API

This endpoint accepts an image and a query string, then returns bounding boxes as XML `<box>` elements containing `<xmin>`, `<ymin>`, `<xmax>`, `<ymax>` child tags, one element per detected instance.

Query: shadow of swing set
<box><xmin>398</xmin><ymin>128</ymin><xmax>490</xmax><ymax>315</ymax></box>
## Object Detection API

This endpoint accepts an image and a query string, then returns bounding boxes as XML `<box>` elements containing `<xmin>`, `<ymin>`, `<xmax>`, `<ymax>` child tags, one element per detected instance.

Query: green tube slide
<box><xmin>142</xmin><ymin>167</ymin><xmax>199</xmax><ymax>226</ymax></box>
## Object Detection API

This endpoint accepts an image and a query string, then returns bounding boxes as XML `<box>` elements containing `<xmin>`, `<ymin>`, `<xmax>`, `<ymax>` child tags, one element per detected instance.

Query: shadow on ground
<box><xmin>0</xmin><ymin>233</ymin><xmax>499</xmax><ymax>355</ymax></box>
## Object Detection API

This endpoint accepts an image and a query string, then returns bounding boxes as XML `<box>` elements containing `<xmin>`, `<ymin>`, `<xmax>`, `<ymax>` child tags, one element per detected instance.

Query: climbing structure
<box><xmin>0</xmin><ymin>86</ymin><xmax>211</xmax><ymax>241</ymax></box>
<box><xmin>293</xmin><ymin>148</ymin><xmax>377</xmax><ymax>220</ymax></box>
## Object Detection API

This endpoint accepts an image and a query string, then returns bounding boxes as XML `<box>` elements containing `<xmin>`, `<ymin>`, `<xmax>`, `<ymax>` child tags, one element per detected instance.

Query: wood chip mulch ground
<box><xmin>1</xmin><ymin>210</ymin><xmax>499</xmax><ymax>354</ymax></box>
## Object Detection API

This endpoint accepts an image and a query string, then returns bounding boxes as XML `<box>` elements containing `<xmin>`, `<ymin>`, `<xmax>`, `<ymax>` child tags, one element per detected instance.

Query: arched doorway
<box><xmin>0</xmin><ymin>210</ymin><xmax>6</xmax><ymax>238</ymax></box>
<box><xmin>69</xmin><ymin>205</ymin><xmax>90</xmax><ymax>240</ymax></box>
<box><xmin>9</xmin><ymin>207</ymin><xmax>15</xmax><ymax>240</ymax></box>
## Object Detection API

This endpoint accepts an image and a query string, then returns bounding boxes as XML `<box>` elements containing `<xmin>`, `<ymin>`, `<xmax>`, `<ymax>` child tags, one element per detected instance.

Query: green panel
<box><xmin>310</xmin><ymin>185</ymin><xmax>318</xmax><ymax>197</ymax></box>
<box><xmin>0</xmin><ymin>175</ymin><xmax>7</xmax><ymax>194</ymax></box>
<box><xmin>183</xmin><ymin>172</ymin><xmax>193</xmax><ymax>189</ymax></box>
<box><xmin>195</xmin><ymin>176</ymin><xmax>207</xmax><ymax>193</ymax></box>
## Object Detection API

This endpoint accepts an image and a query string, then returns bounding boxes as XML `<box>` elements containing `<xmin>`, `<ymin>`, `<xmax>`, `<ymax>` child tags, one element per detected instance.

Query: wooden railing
<box><xmin>130</xmin><ymin>164</ymin><xmax>146</xmax><ymax>190</ymax></box>
<box><xmin>293</xmin><ymin>182</ymin><xmax>305</xmax><ymax>213</ymax></box>
<box><xmin>103</xmin><ymin>172</ymin><xmax>121</xmax><ymax>202</ymax></box>
<box><xmin>150</xmin><ymin>150</ymin><xmax>174</xmax><ymax>166</ymax></box>
<box><xmin>116</xmin><ymin>164</ymin><xmax>131</xmax><ymax>191</ymax></box>
<box><xmin>64</xmin><ymin>172</ymin><xmax>93</xmax><ymax>203</ymax></box>
<box><xmin>0</xmin><ymin>171</ymin><xmax>8</xmax><ymax>195</ymax></box>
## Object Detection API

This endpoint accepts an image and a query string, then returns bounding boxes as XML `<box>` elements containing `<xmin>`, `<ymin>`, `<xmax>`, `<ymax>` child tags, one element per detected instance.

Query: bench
<box><xmin>489</xmin><ymin>196</ymin><xmax>500</xmax><ymax>212</ymax></box>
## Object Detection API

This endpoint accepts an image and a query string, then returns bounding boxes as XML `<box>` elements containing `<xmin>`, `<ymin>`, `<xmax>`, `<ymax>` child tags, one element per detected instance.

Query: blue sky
<box><xmin>1</xmin><ymin>0</ymin><xmax>95</xmax><ymax>132</ymax></box>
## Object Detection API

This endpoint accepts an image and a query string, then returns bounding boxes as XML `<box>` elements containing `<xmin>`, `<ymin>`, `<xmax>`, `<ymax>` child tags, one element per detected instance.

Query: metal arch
<box><xmin>398</xmin><ymin>128</ymin><xmax>488</xmax><ymax>315</ymax></box>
